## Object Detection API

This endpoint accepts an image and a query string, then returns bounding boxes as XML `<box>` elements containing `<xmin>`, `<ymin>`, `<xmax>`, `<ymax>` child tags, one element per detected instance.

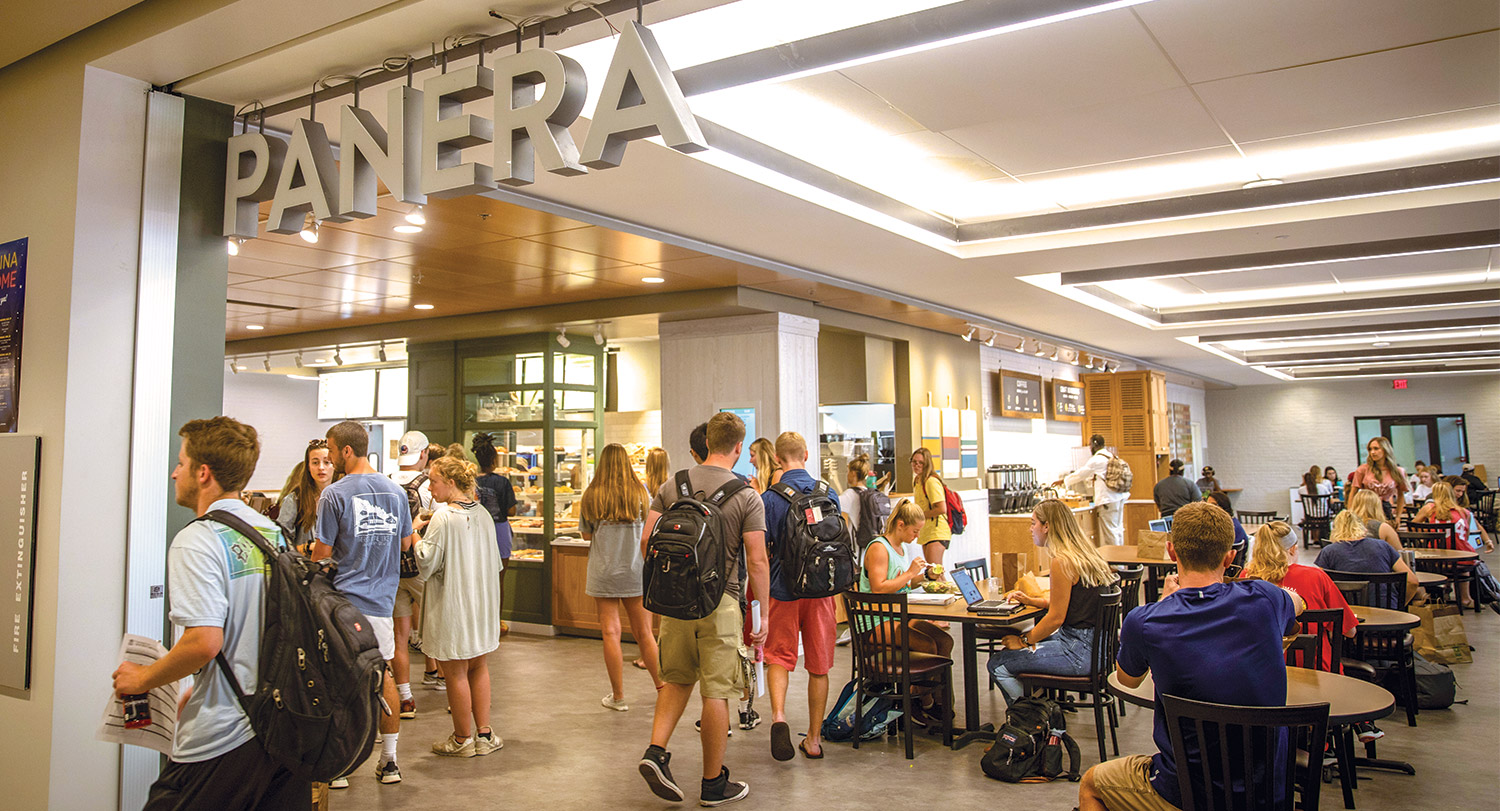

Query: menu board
<box><xmin>997</xmin><ymin>370</ymin><xmax>1044</xmax><ymax>419</ymax></box>
<box><xmin>1052</xmin><ymin>380</ymin><xmax>1085</xmax><ymax>422</ymax></box>
<box><xmin>318</xmin><ymin>370</ymin><xmax>377</xmax><ymax>419</ymax></box>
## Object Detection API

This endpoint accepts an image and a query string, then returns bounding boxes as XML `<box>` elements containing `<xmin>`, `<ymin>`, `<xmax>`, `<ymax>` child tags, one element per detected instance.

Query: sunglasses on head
<box><xmin>308</xmin><ymin>439</ymin><xmax>328</xmax><ymax>449</ymax></box>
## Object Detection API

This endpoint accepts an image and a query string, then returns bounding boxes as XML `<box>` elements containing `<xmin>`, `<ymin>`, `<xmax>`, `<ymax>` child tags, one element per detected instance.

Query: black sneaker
<box><xmin>639</xmin><ymin>745</ymin><xmax>684</xmax><ymax>802</ymax></box>
<box><xmin>738</xmin><ymin>708</ymin><xmax>761</xmax><ymax>730</ymax></box>
<box><xmin>1356</xmin><ymin>722</ymin><xmax>1385</xmax><ymax>743</ymax></box>
<box><xmin>700</xmin><ymin>767</ymin><xmax>748</xmax><ymax>807</ymax></box>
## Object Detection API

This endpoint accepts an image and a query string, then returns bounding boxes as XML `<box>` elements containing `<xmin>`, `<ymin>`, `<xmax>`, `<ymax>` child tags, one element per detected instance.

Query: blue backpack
<box><xmin>821</xmin><ymin>679</ymin><xmax>903</xmax><ymax>743</ymax></box>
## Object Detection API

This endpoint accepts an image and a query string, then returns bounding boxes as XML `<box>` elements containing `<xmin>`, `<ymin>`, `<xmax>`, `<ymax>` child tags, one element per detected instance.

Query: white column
<box><xmin>658</xmin><ymin>312</ymin><xmax>819</xmax><ymax>473</ymax></box>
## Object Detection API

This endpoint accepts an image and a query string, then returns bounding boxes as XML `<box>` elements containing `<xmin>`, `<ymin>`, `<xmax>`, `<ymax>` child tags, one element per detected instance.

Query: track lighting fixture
<box><xmin>1014</xmin><ymin>338</ymin><xmax>1026</xmax><ymax>353</ymax></box>
<box><xmin>1070</xmin><ymin>351</ymin><xmax>1081</xmax><ymax>366</ymax></box>
<box><xmin>227</xmin><ymin>238</ymin><xmax>243</xmax><ymax>256</ymax></box>
<box><xmin>1033</xmin><ymin>341</ymin><xmax>1047</xmax><ymax>357</ymax></box>
<box><xmin>556</xmin><ymin>328</ymin><xmax>571</xmax><ymax>349</ymax></box>
<box><xmin>229</xmin><ymin>358</ymin><xmax>239</xmax><ymax>375</ymax></box>
<box><xmin>984</xmin><ymin>331</ymin><xmax>996</xmax><ymax>348</ymax></box>
<box><xmin>299</xmin><ymin>215</ymin><xmax>320</xmax><ymax>244</ymax></box>
<box><xmin>263</xmin><ymin>355</ymin><xmax>272</xmax><ymax>372</ymax></box>
<box><xmin>333</xmin><ymin>347</ymin><xmax>343</xmax><ymax>366</ymax></box>
<box><xmin>295</xmin><ymin>352</ymin><xmax>304</xmax><ymax>368</ymax></box>
<box><xmin>405</xmin><ymin>205</ymin><xmax>427</xmax><ymax>226</ymax></box>
<box><xmin>961</xmin><ymin>326</ymin><xmax>976</xmax><ymax>342</ymax></box>
<box><xmin>1049</xmin><ymin>348</ymin><xmax>1059</xmax><ymax>361</ymax></box>
<box><xmin>594</xmin><ymin>324</ymin><xmax>606</xmax><ymax>346</ymax></box>
<box><xmin>378</xmin><ymin>343</ymin><xmax>388</xmax><ymax>362</ymax></box>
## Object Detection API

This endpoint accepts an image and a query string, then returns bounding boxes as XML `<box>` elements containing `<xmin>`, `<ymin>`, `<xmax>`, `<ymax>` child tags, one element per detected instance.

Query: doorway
<box><xmin>1354</xmin><ymin>415</ymin><xmax>1470</xmax><ymax>475</ymax></box>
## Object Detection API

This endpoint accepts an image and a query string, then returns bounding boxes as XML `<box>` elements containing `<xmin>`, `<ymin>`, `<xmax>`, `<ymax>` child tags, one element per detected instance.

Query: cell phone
<box><xmin>122</xmin><ymin>694</ymin><xmax>152</xmax><ymax>729</ymax></box>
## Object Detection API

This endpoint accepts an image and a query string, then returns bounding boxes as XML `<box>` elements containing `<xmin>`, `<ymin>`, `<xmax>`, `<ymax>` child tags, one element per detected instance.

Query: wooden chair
<box><xmin>1475</xmin><ymin>491</ymin><xmax>1498</xmax><ymax>533</ymax></box>
<box><xmin>1237</xmin><ymin>510</ymin><xmax>1279</xmax><ymax>529</ymax></box>
<box><xmin>1331</xmin><ymin>581</ymin><xmax>1368</xmax><ymax>607</ymax></box>
<box><xmin>1323</xmin><ymin>569</ymin><xmax>1418</xmax><ymax>727</ymax></box>
<box><xmin>1162</xmin><ymin>694</ymin><xmax>1330</xmax><ymax>811</ymax></box>
<box><xmin>1299</xmin><ymin>494</ymin><xmax>1334</xmax><ymax>548</ymax></box>
<box><xmin>1407</xmin><ymin>520</ymin><xmax>1480</xmax><ymax>612</ymax></box>
<box><xmin>1017</xmin><ymin>588</ymin><xmax>1124</xmax><ymax>763</ymax></box>
<box><xmin>842</xmin><ymin>592</ymin><xmax>954</xmax><ymax>759</ymax></box>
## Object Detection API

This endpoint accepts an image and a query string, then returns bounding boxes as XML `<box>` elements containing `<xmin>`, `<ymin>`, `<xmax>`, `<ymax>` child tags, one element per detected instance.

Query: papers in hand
<box><xmin>97</xmin><ymin>634</ymin><xmax>179</xmax><ymax>756</ymax></box>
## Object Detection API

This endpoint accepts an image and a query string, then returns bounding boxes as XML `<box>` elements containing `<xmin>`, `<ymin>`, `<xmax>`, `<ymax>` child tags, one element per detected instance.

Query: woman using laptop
<box><xmin>987</xmin><ymin>499</ymin><xmax>1116</xmax><ymax>705</ymax></box>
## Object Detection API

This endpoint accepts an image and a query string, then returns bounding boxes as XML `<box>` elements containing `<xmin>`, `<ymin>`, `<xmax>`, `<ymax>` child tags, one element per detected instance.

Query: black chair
<box><xmin>1299</xmin><ymin>494</ymin><xmax>1334</xmax><ymax>548</ymax></box>
<box><xmin>1114</xmin><ymin>565</ymin><xmax>1145</xmax><ymax>614</ymax></box>
<box><xmin>1162</xmin><ymin>694</ymin><xmax>1330</xmax><ymax>811</ymax></box>
<box><xmin>1323</xmin><ymin>569</ymin><xmax>1418</xmax><ymax>727</ymax></box>
<box><xmin>1408</xmin><ymin>521</ymin><xmax>1480</xmax><ymax>613</ymax></box>
<box><xmin>1017</xmin><ymin>587</ymin><xmax>1123</xmax><ymax>763</ymax></box>
<box><xmin>1283</xmin><ymin>635</ymin><xmax>1318</xmax><ymax>670</ymax></box>
<box><xmin>1237</xmin><ymin>510</ymin><xmax>1279</xmax><ymax>530</ymax></box>
<box><xmin>1399</xmin><ymin>504</ymin><xmax>1422</xmax><ymax>529</ymax></box>
<box><xmin>1331</xmin><ymin>581</ymin><xmax>1368</xmax><ymax>607</ymax></box>
<box><xmin>843</xmin><ymin>592</ymin><xmax>954</xmax><ymax>759</ymax></box>
<box><xmin>1475</xmin><ymin>491</ymin><xmax>1498</xmax><ymax>533</ymax></box>
<box><xmin>1291</xmin><ymin>608</ymin><xmax>1364</xmax><ymax>808</ymax></box>
<box><xmin>1289</xmin><ymin>608</ymin><xmax>1345</xmax><ymax>673</ymax></box>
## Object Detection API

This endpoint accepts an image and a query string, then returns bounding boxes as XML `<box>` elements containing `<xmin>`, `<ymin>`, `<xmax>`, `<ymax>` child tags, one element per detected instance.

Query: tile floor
<box><xmin>331</xmin><ymin>611</ymin><xmax>1500</xmax><ymax>810</ymax></box>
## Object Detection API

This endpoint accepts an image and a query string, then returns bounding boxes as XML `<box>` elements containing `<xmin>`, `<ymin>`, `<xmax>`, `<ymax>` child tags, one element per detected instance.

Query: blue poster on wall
<box><xmin>718</xmin><ymin>406</ymin><xmax>757</xmax><ymax>480</ymax></box>
<box><xmin>0</xmin><ymin>238</ymin><xmax>25</xmax><ymax>433</ymax></box>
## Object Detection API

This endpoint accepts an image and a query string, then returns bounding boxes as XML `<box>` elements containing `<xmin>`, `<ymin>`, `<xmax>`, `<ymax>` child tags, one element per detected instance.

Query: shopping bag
<box><xmin>1136</xmin><ymin>530</ymin><xmax>1170</xmax><ymax>560</ymax></box>
<box><xmin>1017</xmin><ymin>572</ymin><xmax>1047</xmax><ymax>600</ymax></box>
<box><xmin>1411</xmin><ymin>604</ymin><xmax>1472</xmax><ymax>664</ymax></box>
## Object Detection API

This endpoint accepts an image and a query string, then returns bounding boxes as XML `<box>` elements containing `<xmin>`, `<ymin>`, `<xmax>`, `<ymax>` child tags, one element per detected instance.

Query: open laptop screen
<box><xmin>1149</xmin><ymin>518</ymin><xmax>1169</xmax><ymax>533</ymax></box>
<box><xmin>950</xmin><ymin>569</ymin><xmax>983</xmax><ymax>605</ymax></box>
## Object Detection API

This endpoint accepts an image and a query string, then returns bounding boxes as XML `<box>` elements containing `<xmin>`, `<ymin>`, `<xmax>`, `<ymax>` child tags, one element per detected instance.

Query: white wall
<box><xmin>615</xmin><ymin>338</ymin><xmax>661</xmax><ymax>412</ymax></box>
<box><xmin>979</xmin><ymin>345</ymin><xmax>1086</xmax><ymax>482</ymax></box>
<box><xmin>1166</xmin><ymin>380</ymin><xmax>1208</xmax><ymax>469</ymax></box>
<box><xmin>222</xmin><ymin>371</ymin><xmax>339</xmax><ymax>492</ymax></box>
<box><xmin>1206</xmin><ymin>374</ymin><xmax>1500</xmax><ymax>512</ymax></box>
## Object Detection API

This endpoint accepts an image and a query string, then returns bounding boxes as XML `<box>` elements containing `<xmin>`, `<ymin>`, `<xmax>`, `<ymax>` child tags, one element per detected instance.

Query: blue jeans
<box><xmin>987</xmin><ymin>627</ymin><xmax>1095</xmax><ymax>704</ymax></box>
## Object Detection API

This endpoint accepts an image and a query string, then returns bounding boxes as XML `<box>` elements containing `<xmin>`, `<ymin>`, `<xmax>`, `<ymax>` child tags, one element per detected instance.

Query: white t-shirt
<box><xmin>839</xmin><ymin>487</ymin><xmax>863</xmax><ymax>537</ymax></box>
<box><xmin>168</xmin><ymin>500</ymin><xmax>280</xmax><ymax>763</ymax></box>
<box><xmin>1300</xmin><ymin>481</ymin><xmax>1334</xmax><ymax>497</ymax></box>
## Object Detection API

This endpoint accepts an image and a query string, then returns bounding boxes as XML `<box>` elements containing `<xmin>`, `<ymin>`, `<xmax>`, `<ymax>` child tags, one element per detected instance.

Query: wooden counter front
<box><xmin>551</xmin><ymin>541</ymin><xmax>659</xmax><ymax>639</ymax></box>
<box><xmin>989</xmin><ymin>505</ymin><xmax>1097</xmax><ymax>590</ymax></box>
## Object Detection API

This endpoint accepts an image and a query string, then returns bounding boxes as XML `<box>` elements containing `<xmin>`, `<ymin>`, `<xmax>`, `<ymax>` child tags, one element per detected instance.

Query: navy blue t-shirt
<box><xmin>1314</xmin><ymin>539</ymin><xmax>1402</xmax><ymax>608</ymax></box>
<box><xmin>1117</xmin><ymin>579</ymin><xmax>1299</xmax><ymax>808</ymax></box>
<box><xmin>762</xmin><ymin>467</ymin><xmax>817</xmax><ymax>602</ymax></box>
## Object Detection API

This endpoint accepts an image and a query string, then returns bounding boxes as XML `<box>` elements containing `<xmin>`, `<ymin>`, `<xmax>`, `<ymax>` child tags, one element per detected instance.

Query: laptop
<box><xmin>1149</xmin><ymin>518</ymin><xmax>1170</xmax><ymax>533</ymax></box>
<box><xmin>951</xmin><ymin>569</ymin><xmax>1022</xmax><ymax>616</ymax></box>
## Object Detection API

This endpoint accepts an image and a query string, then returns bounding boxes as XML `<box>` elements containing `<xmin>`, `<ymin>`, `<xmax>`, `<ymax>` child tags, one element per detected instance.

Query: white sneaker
<box><xmin>432</xmin><ymin>733</ymin><xmax>476</xmax><ymax>758</ymax></box>
<box><xmin>475</xmin><ymin>730</ymin><xmax>503</xmax><ymax>755</ymax></box>
<box><xmin>328</xmin><ymin>777</ymin><xmax>349</xmax><ymax>789</ymax></box>
<box><xmin>602</xmin><ymin>694</ymin><xmax>629</xmax><ymax>712</ymax></box>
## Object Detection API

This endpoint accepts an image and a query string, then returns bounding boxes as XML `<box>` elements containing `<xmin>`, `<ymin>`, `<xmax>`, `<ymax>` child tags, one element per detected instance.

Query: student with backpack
<box><xmin>388</xmin><ymin>432</ymin><xmax>440</xmax><ymax>720</ymax></box>
<box><xmin>762</xmin><ymin>432</ymin><xmax>855</xmax><ymax>761</ymax></box>
<box><xmin>112</xmin><ymin>417</ymin><xmax>311</xmax><ymax>810</ymax></box>
<box><xmin>910</xmin><ymin>447</ymin><xmax>953</xmax><ymax>569</ymax></box>
<box><xmin>1061</xmin><ymin>434</ymin><xmax>1129</xmax><ymax>546</ymax></box>
<box><xmin>472</xmin><ymin>433</ymin><xmax>518</xmax><ymax>634</ymax></box>
<box><xmin>638</xmin><ymin>412</ymin><xmax>770</xmax><ymax>807</ymax></box>
<box><xmin>839</xmin><ymin>454</ymin><xmax>891</xmax><ymax>545</ymax></box>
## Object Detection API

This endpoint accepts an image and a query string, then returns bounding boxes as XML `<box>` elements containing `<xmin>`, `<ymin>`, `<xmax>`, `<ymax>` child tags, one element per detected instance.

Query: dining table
<box><xmin>1411</xmin><ymin>548</ymin><xmax>1478</xmax><ymax>561</ymax></box>
<box><xmin>1107</xmin><ymin>667</ymin><xmax>1397</xmax><ymax>809</ymax></box>
<box><xmin>903</xmin><ymin>584</ymin><xmax>1043</xmax><ymax>750</ymax></box>
<box><xmin>1350</xmin><ymin>604</ymin><xmax>1421</xmax><ymax>632</ymax></box>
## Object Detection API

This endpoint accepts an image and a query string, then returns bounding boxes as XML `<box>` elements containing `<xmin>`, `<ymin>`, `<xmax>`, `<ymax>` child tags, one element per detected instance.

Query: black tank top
<box><xmin>1063</xmin><ymin>579</ymin><xmax>1107</xmax><ymax>629</ymax></box>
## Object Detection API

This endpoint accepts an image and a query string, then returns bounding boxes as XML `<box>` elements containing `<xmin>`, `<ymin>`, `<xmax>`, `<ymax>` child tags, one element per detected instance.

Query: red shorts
<box><xmin>764</xmin><ymin>596</ymin><xmax>837</xmax><ymax>675</ymax></box>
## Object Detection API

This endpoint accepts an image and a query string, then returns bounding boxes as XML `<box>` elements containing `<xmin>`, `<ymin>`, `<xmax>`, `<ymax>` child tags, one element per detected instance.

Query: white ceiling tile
<box><xmin>1194</xmin><ymin>32</ymin><xmax>1500</xmax><ymax>143</ymax></box>
<box><xmin>944</xmin><ymin>86</ymin><xmax>1230</xmax><ymax>175</ymax></box>
<box><xmin>1325</xmin><ymin>249</ymin><xmax>1494</xmax><ymax>282</ymax></box>
<box><xmin>1185</xmin><ymin>265</ymin><xmax>1337</xmax><ymax>293</ymax></box>
<box><xmin>1238</xmin><ymin>106</ymin><xmax>1500</xmax><ymax>182</ymax></box>
<box><xmin>839</xmin><ymin>9</ymin><xmax>1183</xmax><ymax>133</ymax></box>
<box><xmin>1136</xmin><ymin>0</ymin><xmax>1500</xmax><ymax>83</ymax></box>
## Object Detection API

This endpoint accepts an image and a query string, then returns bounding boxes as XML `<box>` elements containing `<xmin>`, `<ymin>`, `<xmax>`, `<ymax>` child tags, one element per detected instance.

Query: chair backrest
<box><xmin>1113</xmin><ymin>565</ymin><xmax>1145</xmax><ymax>613</ymax></box>
<box><xmin>1283</xmin><ymin>635</ymin><xmax>1317</xmax><ymax>670</ymax></box>
<box><xmin>1331</xmin><ymin>580</ymin><xmax>1368</xmax><ymax>606</ymax></box>
<box><xmin>1322</xmin><ymin>569</ymin><xmax>1404</xmax><ymax>611</ymax></box>
<box><xmin>1406</xmin><ymin>522</ymin><xmax>1457</xmax><ymax>549</ymax></box>
<box><xmin>1397</xmin><ymin>529</ymin><xmax>1444</xmax><ymax>550</ymax></box>
<box><xmin>1087</xmin><ymin>588</ymin><xmax>1124</xmax><ymax>680</ymax></box>
<box><xmin>952</xmin><ymin>557</ymin><xmax>989</xmax><ymax>582</ymax></box>
<box><xmin>1299</xmin><ymin>493</ymin><xmax>1333</xmax><ymax>520</ymax></box>
<box><xmin>1162</xmin><ymin>694</ymin><xmax>1330</xmax><ymax>811</ymax></box>
<box><xmin>1237</xmin><ymin>510</ymin><xmax>1278</xmax><ymax>528</ymax></box>
<box><xmin>1293</xmin><ymin>608</ymin><xmax>1345</xmax><ymax>673</ymax></box>
<box><xmin>842</xmin><ymin>591</ymin><xmax>913</xmax><ymax>690</ymax></box>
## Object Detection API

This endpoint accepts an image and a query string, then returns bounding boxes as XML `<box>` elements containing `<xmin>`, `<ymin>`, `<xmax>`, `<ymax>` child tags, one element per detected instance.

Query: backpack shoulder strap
<box><xmin>769</xmin><ymin>481</ymin><xmax>798</xmax><ymax>503</ymax></box>
<box><xmin>812</xmin><ymin>480</ymin><xmax>831</xmax><ymax>498</ymax></box>
<box><xmin>674</xmin><ymin>469</ymin><xmax>695</xmax><ymax>503</ymax></box>
<box><xmin>707</xmin><ymin>476</ymin><xmax>748</xmax><ymax>506</ymax></box>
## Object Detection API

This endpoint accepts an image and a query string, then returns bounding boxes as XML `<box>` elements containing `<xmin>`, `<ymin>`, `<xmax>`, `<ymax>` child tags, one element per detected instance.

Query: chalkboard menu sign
<box><xmin>997</xmin><ymin>370</ymin><xmax>1044</xmax><ymax>419</ymax></box>
<box><xmin>1052</xmin><ymin>380</ymin><xmax>1085</xmax><ymax>422</ymax></box>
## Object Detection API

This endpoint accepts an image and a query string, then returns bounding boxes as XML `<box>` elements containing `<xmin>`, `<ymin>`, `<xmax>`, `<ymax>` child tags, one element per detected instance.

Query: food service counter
<box><xmin>989</xmin><ymin>499</ymin><xmax>1160</xmax><ymax>589</ymax></box>
<box><xmin>550</xmin><ymin>537</ymin><xmax>658</xmax><ymax>639</ymax></box>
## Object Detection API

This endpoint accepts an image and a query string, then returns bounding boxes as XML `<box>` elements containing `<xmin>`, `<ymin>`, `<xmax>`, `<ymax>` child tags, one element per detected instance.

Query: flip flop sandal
<box><xmin>632</xmin><ymin>659</ymin><xmax>647</xmax><ymax>670</ymax></box>
<box><xmin>798</xmin><ymin>739</ymin><xmax>824</xmax><ymax>760</ymax></box>
<box><xmin>770</xmin><ymin>722</ymin><xmax>795</xmax><ymax>761</ymax></box>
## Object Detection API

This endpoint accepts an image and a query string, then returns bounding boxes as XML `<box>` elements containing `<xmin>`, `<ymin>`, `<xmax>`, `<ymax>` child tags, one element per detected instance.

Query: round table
<box><xmin>1351</xmin><ymin>604</ymin><xmax>1420</xmax><ymax>632</ymax></box>
<box><xmin>1415</xmin><ymin>570</ymin><xmax>1448</xmax><ymax>587</ymax></box>
<box><xmin>1412</xmin><ymin>548</ymin><xmax>1478</xmax><ymax>561</ymax></box>
<box><xmin>1107</xmin><ymin>667</ymin><xmax>1394</xmax><ymax>725</ymax></box>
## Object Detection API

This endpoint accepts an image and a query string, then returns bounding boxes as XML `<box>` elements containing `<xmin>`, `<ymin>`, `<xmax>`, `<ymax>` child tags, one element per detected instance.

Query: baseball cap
<box><xmin>1462</xmin><ymin>463</ymin><xmax>1475</xmax><ymax>472</ymax></box>
<box><xmin>397</xmin><ymin>430</ymin><xmax>430</xmax><ymax>465</ymax></box>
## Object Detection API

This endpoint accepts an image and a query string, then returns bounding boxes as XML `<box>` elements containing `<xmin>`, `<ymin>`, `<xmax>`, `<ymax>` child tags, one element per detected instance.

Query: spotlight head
<box><xmin>378</xmin><ymin>344</ymin><xmax>388</xmax><ymax>363</ymax></box>
<box><xmin>227</xmin><ymin>238</ymin><xmax>240</xmax><ymax>256</ymax></box>
<box><xmin>1070</xmin><ymin>352</ymin><xmax>1081</xmax><ymax>366</ymax></box>
<box><xmin>300</xmin><ymin>216</ymin><xmax>320</xmax><ymax>244</ymax></box>
<box><xmin>1014</xmin><ymin>338</ymin><xmax>1025</xmax><ymax>353</ymax></box>
<box><xmin>961</xmin><ymin>326</ymin><xmax>976</xmax><ymax>342</ymax></box>
<box><xmin>263</xmin><ymin>356</ymin><xmax>272</xmax><ymax>372</ymax></box>
<box><xmin>229</xmin><ymin>358</ymin><xmax>239</xmax><ymax>375</ymax></box>
<box><xmin>984</xmin><ymin>332</ymin><xmax>996</xmax><ymax>348</ymax></box>
<box><xmin>594</xmin><ymin>324</ymin><xmax>605</xmax><ymax>346</ymax></box>
<box><xmin>295</xmin><ymin>352</ymin><xmax>304</xmax><ymax>368</ymax></box>
<box><xmin>1033</xmin><ymin>341</ymin><xmax>1047</xmax><ymax>357</ymax></box>
<box><xmin>556</xmin><ymin>328</ymin><xmax>571</xmax><ymax>349</ymax></box>
<box><xmin>1049</xmin><ymin>349</ymin><xmax>1059</xmax><ymax>361</ymax></box>
<box><xmin>405</xmin><ymin>205</ymin><xmax>426</xmax><ymax>226</ymax></box>
<box><xmin>333</xmin><ymin>348</ymin><xmax>343</xmax><ymax>366</ymax></box>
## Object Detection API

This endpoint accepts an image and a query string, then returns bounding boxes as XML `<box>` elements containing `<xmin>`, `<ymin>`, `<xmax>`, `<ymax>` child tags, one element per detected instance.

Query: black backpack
<box><xmin>643</xmin><ymin>471</ymin><xmax>748</xmax><ymax>620</ymax></box>
<box><xmin>855</xmin><ymin>487</ymin><xmax>892</xmax><ymax>546</ymax></box>
<box><xmin>769</xmin><ymin>480</ymin><xmax>859</xmax><ymax>599</ymax></box>
<box><xmin>199</xmin><ymin>510</ymin><xmax>386</xmax><ymax>783</ymax></box>
<box><xmin>980</xmin><ymin>697</ymin><xmax>1081</xmax><ymax>783</ymax></box>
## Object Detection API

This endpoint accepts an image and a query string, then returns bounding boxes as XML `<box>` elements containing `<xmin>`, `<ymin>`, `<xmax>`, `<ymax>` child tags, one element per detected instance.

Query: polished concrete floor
<box><xmin>332</xmin><ymin>613</ymin><xmax>1500</xmax><ymax>810</ymax></box>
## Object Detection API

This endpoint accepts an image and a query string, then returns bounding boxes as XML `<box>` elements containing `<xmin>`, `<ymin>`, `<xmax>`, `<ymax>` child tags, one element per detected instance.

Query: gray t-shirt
<box><xmin>650</xmin><ymin>464</ymin><xmax>766</xmax><ymax>601</ymax></box>
<box><xmin>168</xmin><ymin>499</ymin><xmax>280</xmax><ymax>763</ymax></box>
<box><xmin>316</xmin><ymin>473</ymin><xmax>413</xmax><ymax>617</ymax></box>
<box><xmin>1152</xmin><ymin>474</ymin><xmax>1202</xmax><ymax>517</ymax></box>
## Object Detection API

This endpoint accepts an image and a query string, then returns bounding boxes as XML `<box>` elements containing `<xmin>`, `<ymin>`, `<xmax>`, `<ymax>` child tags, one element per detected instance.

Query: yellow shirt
<box><xmin>915</xmin><ymin>476</ymin><xmax>951</xmax><ymax>543</ymax></box>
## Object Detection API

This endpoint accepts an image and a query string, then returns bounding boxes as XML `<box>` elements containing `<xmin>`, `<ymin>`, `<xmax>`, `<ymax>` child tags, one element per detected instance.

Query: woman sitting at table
<box><xmin>1347</xmin><ymin>489</ymin><xmax>1403</xmax><ymax>553</ymax></box>
<box><xmin>859</xmin><ymin>498</ymin><xmax>952</xmax><ymax>726</ymax></box>
<box><xmin>986</xmin><ymin>499</ymin><xmax>1117</xmax><ymax>705</ymax></box>
<box><xmin>1299</xmin><ymin>465</ymin><xmax>1333</xmax><ymax>497</ymax></box>
<box><xmin>1241</xmin><ymin>521</ymin><xmax>1356</xmax><ymax>672</ymax></box>
<box><xmin>1412</xmin><ymin>481</ymin><xmax>1489</xmax><ymax>608</ymax></box>
<box><xmin>1314</xmin><ymin>510</ymin><xmax>1418</xmax><ymax>609</ymax></box>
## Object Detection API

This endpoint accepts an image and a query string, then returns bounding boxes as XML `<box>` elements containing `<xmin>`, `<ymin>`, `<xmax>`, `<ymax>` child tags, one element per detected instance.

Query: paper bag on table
<box><xmin>1016</xmin><ymin>572</ymin><xmax>1047</xmax><ymax>599</ymax></box>
<box><xmin>1137</xmin><ymin>530</ymin><xmax>1170</xmax><ymax>560</ymax></box>
<box><xmin>1411</xmin><ymin>603</ymin><xmax>1472</xmax><ymax>664</ymax></box>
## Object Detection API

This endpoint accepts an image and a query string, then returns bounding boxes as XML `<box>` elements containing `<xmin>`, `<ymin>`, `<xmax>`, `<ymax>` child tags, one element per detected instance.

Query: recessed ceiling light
<box><xmin>641</xmin><ymin>276</ymin><xmax>666</xmax><ymax>284</ymax></box>
<box><xmin>1242</xmin><ymin>178</ymin><xmax>1285</xmax><ymax>190</ymax></box>
<box><xmin>393</xmin><ymin>224</ymin><xmax>423</xmax><ymax>234</ymax></box>
<box><xmin>312</xmin><ymin>358</ymin><xmax>327</xmax><ymax>364</ymax></box>
<box><xmin>1372</xmin><ymin>341</ymin><xmax>1391</xmax><ymax>347</ymax></box>
<box><xmin>413</xmin><ymin>303</ymin><xmax>435</xmax><ymax>310</ymax></box>
<box><xmin>245</xmin><ymin>324</ymin><xmax>264</xmax><ymax>330</ymax></box>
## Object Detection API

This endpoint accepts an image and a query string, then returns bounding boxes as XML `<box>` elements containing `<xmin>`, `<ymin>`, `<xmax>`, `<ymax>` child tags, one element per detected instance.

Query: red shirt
<box><xmin>1280</xmin><ymin>564</ymin><xmax>1358</xmax><ymax>672</ymax></box>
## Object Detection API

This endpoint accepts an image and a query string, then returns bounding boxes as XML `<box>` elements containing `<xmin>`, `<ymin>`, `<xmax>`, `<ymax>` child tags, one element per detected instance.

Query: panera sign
<box><xmin>224</xmin><ymin>22</ymin><xmax>703</xmax><ymax>239</ymax></box>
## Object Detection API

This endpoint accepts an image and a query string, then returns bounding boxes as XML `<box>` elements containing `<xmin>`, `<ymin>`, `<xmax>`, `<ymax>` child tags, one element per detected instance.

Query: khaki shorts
<box><xmin>393</xmin><ymin>577</ymin><xmax>424</xmax><ymax>619</ymax></box>
<box><xmin>1090</xmin><ymin>755</ymin><xmax>1178</xmax><ymax>811</ymax></box>
<box><xmin>657</xmin><ymin>594</ymin><xmax>746</xmax><ymax>700</ymax></box>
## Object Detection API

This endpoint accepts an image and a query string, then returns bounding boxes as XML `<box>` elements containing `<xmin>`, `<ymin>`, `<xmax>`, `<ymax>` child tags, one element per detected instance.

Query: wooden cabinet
<box><xmin>1081</xmin><ymin>371</ymin><xmax>1169</xmax><ymax>500</ymax></box>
